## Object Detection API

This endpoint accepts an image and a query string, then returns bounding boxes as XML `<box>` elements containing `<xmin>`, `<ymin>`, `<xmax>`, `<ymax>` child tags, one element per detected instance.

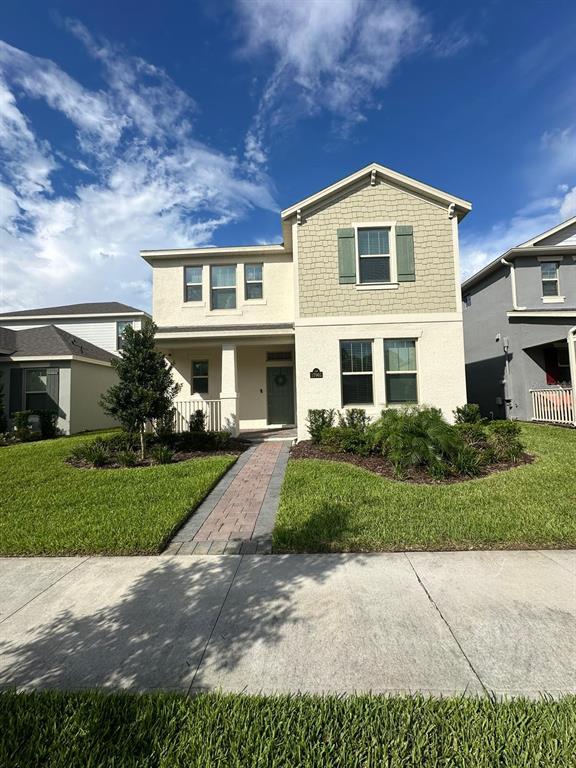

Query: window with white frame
<box><xmin>117</xmin><ymin>320</ymin><xmax>134</xmax><ymax>350</ymax></box>
<box><xmin>211</xmin><ymin>265</ymin><xmax>236</xmax><ymax>309</ymax></box>
<box><xmin>191</xmin><ymin>360</ymin><xmax>209</xmax><ymax>394</ymax></box>
<box><xmin>340</xmin><ymin>340</ymin><xmax>373</xmax><ymax>405</ymax></box>
<box><xmin>245</xmin><ymin>263</ymin><xmax>263</xmax><ymax>299</ymax></box>
<box><xmin>541</xmin><ymin>262</ymin><xmax>559</xmax><ymax>297</ymax></box>
<box><xmin>184</xmin><ymin>266</ymin><xmax>203</xmax><ymax>302</ymax></box>
<box><xmin>357</xmin><ymin>228</ymin><xmax>391</xmax><ymax>284</ymax></box>
<box><xmin>384</xmin><ymin>339</ymin><xmax>418</xmax><ymax>404</ymax></box>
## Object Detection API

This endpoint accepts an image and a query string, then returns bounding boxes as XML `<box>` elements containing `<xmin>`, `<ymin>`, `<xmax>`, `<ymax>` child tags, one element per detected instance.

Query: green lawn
<box><xmin>1</xmin><ymin>691</ymin><xmax>573</xmax><ymax>768</ymax></box>
<box><xmin>274</xmin><ymin>423</ymin><xmax>576</xmax><ymax>552</ymax></box>
<box><xmin>0</xmin><ymin>432</ymin><xmax>236</xmax><ymax>556</ymax></box>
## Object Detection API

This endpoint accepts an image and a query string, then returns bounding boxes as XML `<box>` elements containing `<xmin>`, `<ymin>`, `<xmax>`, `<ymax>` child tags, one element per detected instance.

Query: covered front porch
<box><xmin>524</xmin><ymin>335</ymin><xmax>575</xmax><ymax>426</ymax></box>
<box><xmin>157</xmin><ymin>331</ymin><xmax>296</xmax><ymax>435</ymax></box>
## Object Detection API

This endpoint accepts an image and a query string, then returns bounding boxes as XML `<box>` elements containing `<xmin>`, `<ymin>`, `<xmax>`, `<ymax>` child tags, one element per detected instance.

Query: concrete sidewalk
<box><xmin>0</xmin><ymin>550</ymin><xmax>574</xmax><ymax>697</ymax></box>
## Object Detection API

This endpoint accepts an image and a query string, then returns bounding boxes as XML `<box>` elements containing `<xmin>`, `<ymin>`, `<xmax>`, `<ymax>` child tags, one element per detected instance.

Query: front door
<box><xmin>266</xmin><ymin>366</ymin><xmax>295</xmax><ymax>425</ymax></box>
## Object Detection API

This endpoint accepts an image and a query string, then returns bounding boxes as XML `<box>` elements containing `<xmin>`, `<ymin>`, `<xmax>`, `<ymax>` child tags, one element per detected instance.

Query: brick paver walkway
<box><xmin>165</xmin><ymin>442</ymin><xmax>290</xmax><ymax>555</ymax></box>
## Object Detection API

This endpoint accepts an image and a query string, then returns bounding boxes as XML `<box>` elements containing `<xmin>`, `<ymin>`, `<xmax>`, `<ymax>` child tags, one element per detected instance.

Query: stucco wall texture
<box><xmin>296</xmin><ymin>178</ymin><xmax>457</xmax><ymax>317</ymax></box>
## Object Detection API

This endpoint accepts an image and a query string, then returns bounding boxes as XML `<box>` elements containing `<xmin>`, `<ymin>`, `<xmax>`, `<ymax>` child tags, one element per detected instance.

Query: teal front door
<box><xmin>266</xmin><ymin>366</ymin><xmax>295</xmax><ymax>425</ymax></box>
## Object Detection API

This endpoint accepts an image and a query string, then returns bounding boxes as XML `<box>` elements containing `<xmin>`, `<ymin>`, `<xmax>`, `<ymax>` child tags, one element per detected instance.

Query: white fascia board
<box><xmin>156</xmin><ymin>327</ymin><xmax>295</xmax><ymax>341</ymax></box>
<box><xmin>140</xmin><ymin>244</ymin><xmax>287</xmax><ymax>262</ymax></box>
<box><xmin>506</xmin><ymin>311</ymin><xmax>576</xmax><ymax>318</ymax></box>
<box><xmin>281</xmin><ymin>163</ymin><xmax>472</xmax><ymax>220</ymax></box>
<box><xmin>0</xmin><ymin>355</ymin><xmax>114</xmax><ymax>366</ymax></box>
<box><xmin>0</xmin><ymin>312</ymin><xmax>149</xmax><ymax>321</ymax></box>
<box><xmin>517</xmin><ymin>216</ymin><xmax>576</xmax><ymax>248</ymax></box>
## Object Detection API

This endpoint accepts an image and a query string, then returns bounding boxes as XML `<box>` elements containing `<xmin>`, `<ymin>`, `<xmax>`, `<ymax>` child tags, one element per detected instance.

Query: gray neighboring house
<box><xmin>462</xmin><ymin>217</ymin><xmax>576</xmax><ymax>426</ymax></box>
<box><xmin>0</xmin><ymin>302</ymin><xmax>149</xmax><ymax>434</ymax></box>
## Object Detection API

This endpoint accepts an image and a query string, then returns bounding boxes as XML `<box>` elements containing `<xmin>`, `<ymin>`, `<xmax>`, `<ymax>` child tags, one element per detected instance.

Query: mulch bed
<box><xmin>290</xmin><ymin>441</ymin><xmax>534</xmax><ymax>485</ymax></box>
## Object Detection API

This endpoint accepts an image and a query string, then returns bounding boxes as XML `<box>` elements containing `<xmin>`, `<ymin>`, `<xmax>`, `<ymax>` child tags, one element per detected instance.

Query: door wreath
<box><xmin>274</xmin><ymin>372</ymin><xmax>287</xmax><ymax>387</ymax></box>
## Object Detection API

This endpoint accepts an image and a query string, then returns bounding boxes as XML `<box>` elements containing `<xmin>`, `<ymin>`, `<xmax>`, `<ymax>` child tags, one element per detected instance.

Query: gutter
<box><xmin>500</xmin><ymin>257</ymin><xmax>526</xmax><ymax>311</ymax></box>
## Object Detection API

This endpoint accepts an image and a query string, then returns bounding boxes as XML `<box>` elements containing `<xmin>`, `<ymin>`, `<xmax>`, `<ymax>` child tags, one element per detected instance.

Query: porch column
<box><xmin>220</xmin><ymin>342</ymin><xmax>239</xmax><ymax>435</ymax></box>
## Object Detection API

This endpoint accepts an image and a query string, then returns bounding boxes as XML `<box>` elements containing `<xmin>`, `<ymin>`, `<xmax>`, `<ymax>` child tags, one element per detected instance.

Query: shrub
<box><xmin>189</xmin><ymin>410</ymin><xmax>207</xmax><ymax>432</ymax></box>
<box><xmin>306</xmin><ymin>409</ymin><xmax>335</xmax><ymax>443</ymax></box>
<box><xmin>454</xmin><ymin>423</ymin><xmax>493</xmax><ymax>463</ymax></box>
<box><xmin>0</xmin><ymin>380</ymin><xmax>6</xmax><ymax>433</ymax></box>
<box><xmin>172</xmin><ymin>430</ymin><xmax>232</xmax><ymax>452</ymax></box>
<box><xmin>453</xmin><ymin>403</ymin><xmax>484</xmax><ymax>424</ymax></box>
<box><xmin>319</xmin><ymin>426</ymin><xmax>372</xmax><ymax>456</ymax></box>
<box><xmin>13</xmin><ymin>411</ymin><xmax>33</xmax><ymax>441</ymax></box>
<box><xmin>116</xmin><ymin>450</ymin><xmax>138</xmax><ymax>467</ymax></box>
<box><xmin>155</xmin><ymin>409</ymin><xmax>175</xmax><ymax>441</ymax></box>
<box><xmin>69</xmin><ymin>439</ymin><xmax>111</xmax><ymax>468</ymax></box>
<box><xmin>452</xmin><ymin>445</ymin><xmax>485</xmax><ymax>477</ymax></box>
<box><xmin>487</xmin><ymin>420</ymin><xmax>524</xmax><ymax>463</ymax></box>
<box><xmin>337</xmin><ymin>408</ymin><xmax>370</xmax><ymax>430</ymax></box>
<box><xmin>34</xmin><ymin>410</ymin><xmax>59</xmax><ymax>440</ymax></box>
<box><xmin>151</xmin><ymin>445</ymin><xmax>174</xmax><ymax>465</ymax></box>
<box><xmin>371</xmin><ymin>407</ymin><xmax>464</xmax><ymax>478</ymax></box>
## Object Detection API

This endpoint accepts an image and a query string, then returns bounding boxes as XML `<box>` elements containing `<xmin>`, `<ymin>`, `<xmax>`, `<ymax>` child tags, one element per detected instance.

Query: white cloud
<box><xmin>0</xmin><ymin>27</ymin><xmax>276</xmax><ymax>312</ymax></box>
<box><xmin>237</xmin><ymin>0</ymin><xmax>429</xmax><ymax>163</ymax></box>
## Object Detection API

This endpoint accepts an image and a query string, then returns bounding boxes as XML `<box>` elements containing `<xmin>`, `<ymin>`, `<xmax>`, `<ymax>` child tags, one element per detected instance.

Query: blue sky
<box><xmin>1</xmin><ymin>0</ymin><xmax>575</xmax><ymax>312</ymax></box>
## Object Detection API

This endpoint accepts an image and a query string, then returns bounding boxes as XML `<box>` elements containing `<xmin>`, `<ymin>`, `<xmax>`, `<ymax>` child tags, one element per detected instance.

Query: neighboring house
<box><xmin>142</xmin><ymin>162</ymin><xmax>471</xmax><ymax>440</ymax></box>
<box><xmin>462</xmin><ymin>217</ymin><xmax>576</xmax><ymax>426</ymax></box>
<box><xmin>0</xmin><ymin>302</ymin><xmax>149</xmax><ymax>434</ymax></box>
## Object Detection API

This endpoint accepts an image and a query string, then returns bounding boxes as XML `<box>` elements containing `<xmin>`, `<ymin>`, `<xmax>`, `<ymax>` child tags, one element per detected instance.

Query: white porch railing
<box><xmin>530</xmin><ymin>387</ymin><xmax>574</xmax><ymax>426</ymax></box>
<box><xmin>174</xmin><ymin>399</ymin><xmax>222</xmax><ymax>432</ymax></box>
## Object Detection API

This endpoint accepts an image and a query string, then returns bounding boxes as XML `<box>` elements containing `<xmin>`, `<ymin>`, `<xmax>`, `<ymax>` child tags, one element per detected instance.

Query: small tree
<box><xmin>100</xmin><ymin>319</ymin><xmax>180</xmax><ymax>459</ymax></box>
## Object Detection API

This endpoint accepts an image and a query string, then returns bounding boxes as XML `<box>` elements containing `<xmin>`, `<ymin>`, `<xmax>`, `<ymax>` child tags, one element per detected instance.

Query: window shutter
<box><xmin>337</xmin><ymin>228</ymin><xmax>356</xmax><ymax>284</ymax></box>
<box><xmin>396</xmin><ymin>225</ymin><xmax>415</xmax><ymax>282</ymax></box>
<box><xmin>9</xmin><ymin>368</ymin><xmax>23</xmax><ymax>415</ymax></box>
<box><xmin>46</xmin><ymin>368</ymin><xmax>60</xmax><ymax>412</ymax></box>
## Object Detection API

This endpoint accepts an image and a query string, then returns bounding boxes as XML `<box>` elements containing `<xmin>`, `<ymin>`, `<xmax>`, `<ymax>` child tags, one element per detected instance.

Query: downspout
<box><xmin>568</xmin><ymin>326</ymin><xmax>576</xmax><ymax>426</ymax></box>
<box><xmin>501</xmin><ymin>256</ymin><xmax>526</xmax><ymax>311</ymax></box>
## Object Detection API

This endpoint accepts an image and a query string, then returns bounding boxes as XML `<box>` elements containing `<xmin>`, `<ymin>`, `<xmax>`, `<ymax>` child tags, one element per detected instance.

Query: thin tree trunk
<box><xmin>140</xmin><ymin>427</ymin><xmax>146</xmax><ymax>461</ymax></box>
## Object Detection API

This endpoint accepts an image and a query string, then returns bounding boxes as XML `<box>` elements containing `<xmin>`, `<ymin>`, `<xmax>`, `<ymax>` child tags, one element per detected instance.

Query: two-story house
<box><xmin>142</xmin><ymin>163</ymin><xmax>471</xmax><ymax>440</ymax></box>
<box><xmin>462</xmin><ymin>217</ymin><xmax>576</xmax><ymax>426</ymax></box>
<box><xmin>0</xmin><ymin>302</ymin><xmax>149</xmax><ymax>434</ymax></box>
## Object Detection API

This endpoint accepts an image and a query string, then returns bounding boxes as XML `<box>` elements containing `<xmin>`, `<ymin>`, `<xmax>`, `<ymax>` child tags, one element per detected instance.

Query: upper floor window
<box><xmin>541</xmin><ymin>262</ymin><xmax>559</xmax><ymax>297</ymax></box>
<box><xmin>384</xmin><ymin>339</ymin><xmax>418</xmax><ymax>404</ymax></box>
<box><xmin>117</xmin><ymin>320</ymin><xmax>133</xmax><ymax>350</ymax></box>
<box><xmin>211</xmin><ymin>265</ymin><xmax>236</xmax><ymax>309</ymax></box>
<box><xmin>184</xmin><ymin>266</ymin><xmax>203</xmax><ymax>302</ymax></box>
<box><xmin>245</xmin><ymin>263</ymin><xmax>263</xmax><ymax>300</ymax></box>
<box><xmin>340</xmin><ymin>340</ymin><xmax>373</xmax><ymax>405</ymax></box>
<box><xmin>358</xmin><ymin>228</ymin><xmax>391</xmax><ymax>283</ymax></box>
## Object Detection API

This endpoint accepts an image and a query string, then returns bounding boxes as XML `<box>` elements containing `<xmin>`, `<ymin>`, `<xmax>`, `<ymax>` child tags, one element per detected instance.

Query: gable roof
<box><xmin>0</xmin><ymin>325</ymin><xmax>118</xmax><ymax>364</ymax></box>
<box><xmin>281</xmin><ymin>162</ymin><xmax>472</xmax><ymax>221</ymax></box>
<box><xmin>461</xmin><ymin>215</ymin><xmax>576</xmax><ymax>294</ymax></box>
<box><xmin>0</xmin><ymin>302</ymin><xmax>148</xmax><ymax>320</ymax></box>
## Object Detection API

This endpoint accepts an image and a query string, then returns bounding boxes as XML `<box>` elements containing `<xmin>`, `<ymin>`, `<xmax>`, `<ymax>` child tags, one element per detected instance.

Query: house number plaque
<box><xmin>310</xmin><ymin>368</ymin><xmax>323</xmax><ymax>379</ymax></box>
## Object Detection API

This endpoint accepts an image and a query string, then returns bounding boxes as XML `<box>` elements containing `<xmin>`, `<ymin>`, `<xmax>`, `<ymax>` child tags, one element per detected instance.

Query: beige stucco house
<box><xmin>142</xmin><ymin>163</ymin><xmax>471</xmax><ymax>440</ymax></box>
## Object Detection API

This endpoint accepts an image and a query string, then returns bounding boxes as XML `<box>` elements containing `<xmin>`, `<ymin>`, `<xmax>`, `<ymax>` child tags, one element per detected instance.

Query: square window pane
<box><xmin>386</xmin><ymin>373</ymin><xmax>418</xmax><ymax>403</ymax></box>
<box><xmin>245</xmin><ymin>264</ymin><xmax>262</xmax><ymax>282</ymax></box>
<box><xmin>185</xmin><ymin>285</ymin><xmax>202</xmax><ymax>301</ymax></box>
<box><xmin>25</xmin><ymin>369</ymin><xmax>47</xmax><ymax>392</ymax></box>
<box><xmin>212</xmin><ymin>288</ymin><xmax>236</xmax><ymax>309</ymax></box>
<box><xmin>359</xmin><ymin>255</ymin><xmax>390</xmax><ymax>283</ymax></box>
<box><xmin>192</xmin><ymin>376</ymin><xmax>209</xmax><ymax>394</ymax></box>
<box><xmin>341</xmin><ymin>341</ymin><xmax>372</xmax><ymax>373</ymax></box>
<box><xmin>343</xmin><ymin>375</ymin><xmax>373</xmax><ymax>405</ymax></box>
<box><xmin>385</xmin><ymin>340</ymin><xmax>416</xmax><ymax>372</ymax></box>
<box><xmin>211</xmin><ymin>265</ymin><xmax>236</xmax><ymax>288</ymax></box>
<box><xmin>192</xmin><ymin>361</ymin><xmax>208</xmax><ymax>376</ymax></box>
<box><xmin>541</xmin><ymin>263</ymin><xmax>558</xmax><ymax>280</ymax></box>
<box><xmin>542</xmin><ymin>280</ymin><xmax>558</xmax><ymax>296</ymax></box>
<box><xmin>185</xmin><ymin>266</ymin><xmax>202</xmax><ymax>284</ymax></box>
<box><xmin>358</xmin><ymin>228</ymin><xmax>389</xmax><ymax>255</ymax></box>
<box><xmin>246</xmin><ymin>282</ymin><xmax>263</xmax><ymax>299</ymax></box>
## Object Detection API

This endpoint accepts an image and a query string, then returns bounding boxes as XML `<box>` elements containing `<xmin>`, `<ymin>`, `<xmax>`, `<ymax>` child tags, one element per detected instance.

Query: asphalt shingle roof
<box><xmin>0</xmin><ymin>325</ymin><xmax>118</xmax><ymax>363</ymax></box>
<box><xmin>0</xmin><ymin>301</ymin><xmax>146</xmax><ymax>318</ymax></box>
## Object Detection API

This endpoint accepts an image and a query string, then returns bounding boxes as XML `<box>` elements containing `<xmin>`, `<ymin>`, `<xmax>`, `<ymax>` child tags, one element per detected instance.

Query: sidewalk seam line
<box><xmin>404</xmin><ymin>553</ymin><xmax>488</xmax><ymax>695</ymax></box>
<box><xmin>187</xmin><ymin>554</ymin><xmax>244</xmax><ymax>693</ymax></box>
<box><xmin>0</xmin><ymin>556</ymin><xmax>91</xmax><ymax>626</ymax></box>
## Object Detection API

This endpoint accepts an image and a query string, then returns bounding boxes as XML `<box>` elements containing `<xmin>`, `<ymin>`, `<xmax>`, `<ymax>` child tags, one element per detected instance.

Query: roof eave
<box><xmin>140</xmin><ymin>244</ymin><xmax>287</xmax><ymax>263</ymax></box>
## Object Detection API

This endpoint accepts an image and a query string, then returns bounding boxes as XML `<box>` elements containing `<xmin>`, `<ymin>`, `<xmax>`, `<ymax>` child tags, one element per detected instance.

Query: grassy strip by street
<box><xmin>0</xmin><ymin>432</ymin><xmax>236</xmax><ymax>556</ymax></box>
<box><xmin>1</xmin><ymin>690</ymin><xmax>573</xmax><ymax>768</ymax></box>
<box><xmin>274</xmin><ymin>423</ymin><xmax>576</xmax><ymax>552</ymax></box>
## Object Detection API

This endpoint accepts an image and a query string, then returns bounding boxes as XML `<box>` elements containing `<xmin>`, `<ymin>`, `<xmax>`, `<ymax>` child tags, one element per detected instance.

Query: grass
<box><xmin>274</xmin><ymin>423</ymin><xmax>576</xmax><ymax>552</ymax></box>
<box><xmin>0</xmin><ymin>431</ymin><xmax>236</xmax><ymax>556</ymax></box>
<box><xmin>1</xmin><ymin>690</ymin><xmax>574</xmax><ymax>767</ymax></box>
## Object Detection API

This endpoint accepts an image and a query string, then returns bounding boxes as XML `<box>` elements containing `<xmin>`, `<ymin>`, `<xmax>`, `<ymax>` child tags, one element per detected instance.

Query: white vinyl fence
<box><xmin>530</xmin><ymin>388</ymin><xmax>574</xmax><ymax>426</ymax></box>
<box><xmin>173</xmin><ymin>399</ymin><xmax>222</xmax><ymax>432</ymax></box>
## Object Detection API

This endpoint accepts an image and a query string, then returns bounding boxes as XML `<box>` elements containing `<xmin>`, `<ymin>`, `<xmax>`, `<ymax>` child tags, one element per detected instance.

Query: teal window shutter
<box><xmin>9</xmin><ymin>368</ymin><xmax>23</xmax><ymax>415</ymax></box>
<box><xmin>396</xmin><ymin>225</ymin><xmax>415</xmax><ymax>282</ymax></box>
<box><xmin>46</xmin><ymin>369</ymin><xmax>60</xmax><ymax>413</ymax></box>
<box><xmin>337</xmin><ymin>228</ymin><xmax>356</xmax><ymax>284</ymax></box>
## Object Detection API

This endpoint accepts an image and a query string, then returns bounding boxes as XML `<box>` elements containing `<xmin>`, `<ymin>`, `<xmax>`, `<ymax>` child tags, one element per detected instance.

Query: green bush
<box><xmin>371</xmin><ymin>407</ymin><xmax>464</xmax><ymax>479</ymax></box>
<box><xmin>487</xmin><ymin>420</ymin><xmax>524</xmax><ymax>462</ymax></box>
<box><xmin>151</xmin><ymin>445</ymin><xmax>174</xmax><ymax>465</ymax></box>
<box><xmin>34</xmin><ymin>410</ymin><xmax>59</xmax><ymax>440</ymax></box>
<box><xmin>337</xmin><ymin>408</ymin><xmax>370</xmax><ymax>430</ymax></box>
<box><xmin>13</xmin><ymin>411</ymin><xmax>33</xmax><ymax>441</ymax></box>
<box><xmin>69</xmin><ymin>439</ymin><xmax>111</xmax><ymax>468</ymax></box>
<box><xmin>319</xmin><ymin>426</ymin><xmax>372</xmax><ymax>456</ymax></box>
<box><xmin>306</xmin><ymin>409</ymin><xmax>335</xmax><ymax>443</ymax></box>
<box><xmin>452</xmin><ymin>445</ymin><xmax>485</xmax><ymax>477</ymax></box>
<box><xmin>154</xmin><ymin>409</ymin><xmax>176</xmax><ymax>441</ymax></box>
<box><xmin>453</xmin><ymin>403</ymin><xmax>484</xmax><ymax>424</ymax></box>
<box><xmin>172</xmin><ymin>430</ymin><xmax>232</xmax><ymax>452</ymax></box>
<box><xmin>189</xmin><ymin>410</ymin><xmax>206</xmax><ymax>432</ymax></box>
<box><xmin>454</xmin><ymin>422</ymin><xmax>493</xmax><ymax>463</ymax></box>
<box><xmin>116</xmin><ymin>450</ymin><xmax>138</xmax><ymax>467</ymax></box>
